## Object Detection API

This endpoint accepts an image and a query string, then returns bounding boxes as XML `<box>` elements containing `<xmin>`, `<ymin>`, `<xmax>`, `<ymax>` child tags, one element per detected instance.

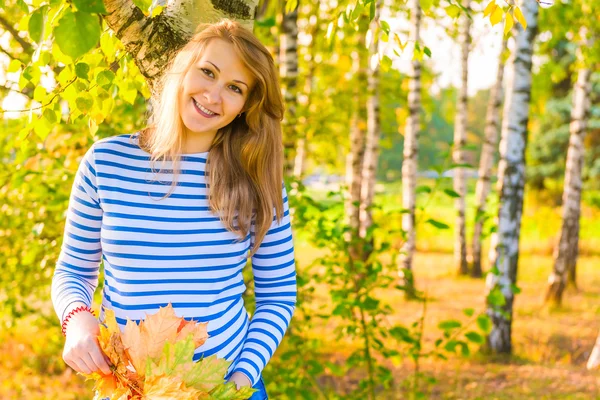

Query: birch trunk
<box><xmin>587</xmin><ymin>329</ymin><xmax>600</xmax><ymax>370</ymax></box>
<box><xmin>453</xmin><ymin>7</ymin><xmax>471</xmax><ymax>276</ymax></box>
<box><xmin>397</xmin><ymin>0</ymin><xmax>421</xmax><ymax>294</ymax></box>
<box><xmin>472</xmin><ymin>38</ymin><xmax>508</xmax><ymax>278</ymax></box>
<box><xmin>545</xmin><ymin>45</ymin><xmax>591</xmax><ymax>305</ymax></box>
<box><xmin>485</xmin><ymin>0</ymin><xmax>538</xmax><ymax>354</ymax></box>
<box><xmin>280</xmin><ymin>0</ymin><xmax>299</xmax><ymax>176</ymax></box>
<box><xmin>102</xmin><ymin>0</ymin><xmax>258</xmax><ymax>96</ymax></box>
<box><xmin>359</xmin><ymin>0</ymin><xmax>383</xmax><ymax>240</ymax></box>
<box><xmin>345</xmin><ymin>15</ymin><xmax>369</xmax><ymax>237</ymax></box>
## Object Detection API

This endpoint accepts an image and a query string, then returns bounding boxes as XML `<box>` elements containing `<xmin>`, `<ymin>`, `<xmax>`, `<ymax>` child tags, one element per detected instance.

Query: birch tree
<box><xmin>453</xmin><ymin>4</ymin><xmax>471</xmax><ymax>276</ymax></box>
<box><xmin>588</xmin><ymin>329</ymin><xmax>600</xmax><ymax>370</ymax></box>
<box><xmin>545</xmin><ymin>32</ymin><xmax>592</xmax><ymax>305</ymax></box>
<box><xmin>472</xmin><ymin>38</ymin><xmax>508</xmax><ymax>278</ymax></box>
<box><xmin>359</xmin><ymin>0</ymin><xmax>383</xmax><ymax>239</ymax></box>
<box><xmin>102</xmin><ymin>0</ymin><xmax>259</xmax><ymax>97</ymax></box>
<box><xmin>485</xmin><ymin>0</ymin><xmax>539</xmax><ymax>353</ymax></box>
<box><xmin>279</xmin><ymin>0</ymin><xmax>299</xmax><ymax>175</ymax></box>
<box><xmin>346</xmin><ymin>14</ymin><xmax>370</xmax><ymax>239</ymax></box>
<box><xmin>398</xmin><ymin>0</ymin><xmax>422</xmax><ymax>293</ymax></box>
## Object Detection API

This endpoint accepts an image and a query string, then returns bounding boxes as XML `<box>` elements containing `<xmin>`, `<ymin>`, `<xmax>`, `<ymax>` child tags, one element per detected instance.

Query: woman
<box><xmin>51</xmin><ymin>19</ymin><xmax>296</xmax><ymax>399</ymax></box>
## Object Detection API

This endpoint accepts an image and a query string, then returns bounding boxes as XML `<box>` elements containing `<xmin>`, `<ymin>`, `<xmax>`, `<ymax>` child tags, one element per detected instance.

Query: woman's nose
<box><xmin>204</xmin><ymin>85</ymin><xmax>222</xmax><ymax>104</ymax></box>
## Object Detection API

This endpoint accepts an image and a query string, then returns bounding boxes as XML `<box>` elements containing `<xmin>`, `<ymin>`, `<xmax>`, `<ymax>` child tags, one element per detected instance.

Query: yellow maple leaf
<box><xmin>144</xmin><ymin>375</ymin><xmax>210</xmax><ymax>400</ymax></box>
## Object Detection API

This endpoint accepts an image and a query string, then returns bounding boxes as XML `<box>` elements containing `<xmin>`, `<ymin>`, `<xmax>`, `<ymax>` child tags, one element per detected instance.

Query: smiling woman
<box><xmin>51</xmin><ymin>19</ymin><xmax>294</xmax><ymax>400</ymax></box>
<box><xmin>177</xmin><ymin>38</ymin><xmax>255</xmax><ymax>151</ymax></box>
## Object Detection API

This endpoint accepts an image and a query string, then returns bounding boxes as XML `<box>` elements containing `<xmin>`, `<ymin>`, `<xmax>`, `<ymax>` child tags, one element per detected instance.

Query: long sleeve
<box><xmin>232</xmin><ymin>185</ymin><xmax>297</xmax><ymax>386</ymax></box>
<box><xmin>51</xmin><ymin>145</ymin><xmax>103</xmax><ymax>323</ymax></box>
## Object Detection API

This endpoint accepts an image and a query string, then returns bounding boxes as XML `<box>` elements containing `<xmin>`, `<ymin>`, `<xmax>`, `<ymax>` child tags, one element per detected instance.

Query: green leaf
<box><xmin>476</xmin><ymin>314</ymin><xmax>491</xmax><ymax>332</ymax></box>
<box><xmin>487</xmin><ymin>287</ymin><xmax>506</xmax><ymax>307</ymax></box>
<box><xmin>16</xmin><ymin>0</ymin><xmax>28</xmax><ymax>13</ymax></box>
<box><xmin>423</xmin><ymin>46</ymin><xmax>432</xmax><ymax>57</ymax></box>
<box><xmin>75</xmin><ymin>92</ymin><xmax>94</xmax><ymax>113</ymax></box>
<box><xmin>255</xmin><ymin>17</ymin><xmax>277</xmax><ymax>28</ymax></box>
<box><xmin>8</xmin><ymin>59</ymin><xmax>23</xmax><ymax>73</ymax></box>
<box><xmin>96</xmin><ymin>70</ymin><xmax>115</xmax><ymax>89</ymax></box>
<box><xmin>416</xmin><ymin>185</ymin><xmax>432</xmax><ymax>194</ymax></box>
<box><xmin>132</xmin><ymin>0</ymin><xmax>152</xmax><ymax>13</ymax></box>
<box><xmin>443</xmin><ymin>189</ymin><xmax>461</xmax><ymax>198</ymax></box>
<box><xmin>33</xmin><ymin>116</ymin><xmax>52</xmax><ymax>140</ymax></box>
<box><xmin>380</xmin><ymin>20</ymin><xmax>390</xmax><ymax>35</ymax></box>
<box><xmin>511</xmin><ymin>284</ymin><xmax>522</xmax><ymax>294</ymax></box>
<box><xmin>445</xmin><ymin>4</ymin><xmax>461</xmax><ymax>18</ymax></box>
<box><xmin>73</xmin><ymin>0</ymin><xmax>107</xmax><ymax>13</ymax></box>
<box><xmin>75</xmin><ymin>62</ymin><xmax>90</xmax><ymax>79</ymax></box>
<box><xmin>465</xmin><ymin>331</ymin><xmax>484</xmax><ymax>344</ymax></box>
<box><xmin>438</xmin><ymin>320</ymin><xmax>461</xmax><ymax>330</ymax></box>
<box><xmin>28</xmin><ymin>6</ymin><xmax>48</xmax><ymax>44</ymax></box>
<box><xmin>458</xmin><ymin>341</ymin><xmax>470</xmax><ymax>356</ymax></box>
<box><xmin>54</xmin><ymin>10</ymin><xmax>101</xmax><ymax>59</ymax></box>
<box><xmin>33</xmin><ymin>86</ymin><xmax>47</xmax><ymax>102</ymax></box>
<box><xmin>209</xmin><ymin>382</ymin><xmax>257</xmax><ymax>400</ymax></box>
<box><xmin>426</xmin><ymin>219</ymin><xmax>449</xmax><ymax>230</ymax></box>
<box><xmin>444</xmin><ymin>340</ymin><xmax>458</xmax><ymax>353</ymax></box>
<box><xmin>380</xmin><ymin>55</ymin><xmax>392</xmax><ymax>72</ymax></box>
<box><xmin>43</xmin><ymin>108</ymin><xmax>58</xmax><ymax>124</ymax></box>
<box><xmin>463</xmin><ymin>308</ymin><xmax>475</xmax><ymax>317</ymax></box>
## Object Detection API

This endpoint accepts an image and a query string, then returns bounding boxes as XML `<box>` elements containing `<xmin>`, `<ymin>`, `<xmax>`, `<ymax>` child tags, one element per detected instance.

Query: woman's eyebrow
<box><xmin>206</xmin><ymin>60</ymin><xmax>249</xmax><ymax>88</ymax></box>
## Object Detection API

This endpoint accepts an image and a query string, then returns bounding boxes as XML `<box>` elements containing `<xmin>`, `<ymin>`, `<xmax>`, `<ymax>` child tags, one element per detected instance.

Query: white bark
<box><xmin>472</xmin><ymin>38</ymin><xmax>508</xmax><ymax>277</ymax></box>
<box><xmin>546</xmin><ymin>34</ymin><xmax>592</xmax><ymax>305</ymax></box>
<box><xmin>588</xmin><ymin>330</ymin><xmax>600</xmax><ymax>370</ymax></box>
<box><xmin>346</xmin><ymin>15</ymin><xmax>369</xmax><ymax>236</ymax></box>
<box><xmin>398</xmin><ymin>0</ymin><xmax>422</xmax><ymax>284</ymax></box>
<box><xmin>453</xmin><ymin>7</ymin><xmax>471</xmax><ymax>275</ymax></box>
<box><xmin>485</xmin><ymin>0</ymin><xmax>538</xmax><ymax>354</ymax></box>
<box><xmin>102</xmin><ymin>0</ymin><xmax>259</xmax><ymax>95</ymax></box>
<box><xmin>280</xmin><ymin>1</ymin><xmax>299</xmax><ymax>175</ymax></box>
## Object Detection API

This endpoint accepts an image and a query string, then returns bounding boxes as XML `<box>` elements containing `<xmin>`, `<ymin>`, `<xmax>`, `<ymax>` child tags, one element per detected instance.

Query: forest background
<box><xmin>0</xmin><ymin>0</ymin><xmax>599</xmax><ymax>398</ymax></box>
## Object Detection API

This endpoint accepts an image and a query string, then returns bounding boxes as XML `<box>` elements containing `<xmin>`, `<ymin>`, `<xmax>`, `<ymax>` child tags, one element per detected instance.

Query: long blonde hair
<box><xmin>137</xmin><ymin>19</ymin><xmax>285</xmax><ymax>256</ymax></box>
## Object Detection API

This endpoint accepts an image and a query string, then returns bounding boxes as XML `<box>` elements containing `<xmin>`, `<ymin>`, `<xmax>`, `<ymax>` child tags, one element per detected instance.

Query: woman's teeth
<box><xmin>193</xmin><ymin>99</ymin><xmax>217</xmax><ymax>115</ymax></box>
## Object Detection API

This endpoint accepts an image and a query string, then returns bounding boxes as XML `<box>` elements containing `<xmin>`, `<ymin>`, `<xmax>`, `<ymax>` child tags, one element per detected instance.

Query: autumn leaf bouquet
<box><xmin>83</xmin><ymin>304</ymin><xmax>256</xmax><ymax>400</ymax></box>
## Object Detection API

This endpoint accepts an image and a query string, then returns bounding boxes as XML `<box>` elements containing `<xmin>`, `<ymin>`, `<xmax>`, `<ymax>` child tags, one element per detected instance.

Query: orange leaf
<box><xmin>175</xmin><ymin>318</ymin><xmax>209</xmax><ymax>348</ymax></box>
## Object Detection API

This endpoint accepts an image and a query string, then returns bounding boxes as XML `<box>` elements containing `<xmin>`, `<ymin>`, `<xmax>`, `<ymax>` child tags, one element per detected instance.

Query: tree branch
<box><xmin>0</xmin><ymin>13</ymin><xmax>33</xmax><ymax>53</ymax></box>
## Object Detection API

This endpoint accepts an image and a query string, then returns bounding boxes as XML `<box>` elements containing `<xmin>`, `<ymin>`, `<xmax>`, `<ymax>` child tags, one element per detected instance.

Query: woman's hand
<box><xmin>62</xmin><ymin>310</ymin><xmax>112</xmax><ymax>375</ymax></box>
<box><xmin>228</xmin><ymin>371</ymin><xmax>252</xmax><ymax>389</ymax></box>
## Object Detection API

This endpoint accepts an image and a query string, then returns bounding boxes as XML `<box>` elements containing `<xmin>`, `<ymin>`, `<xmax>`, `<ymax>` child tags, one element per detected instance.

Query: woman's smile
<box><xmin>192</xmin><ymin>97</ymin><xmax>219</xmax><ymax>118</ymax></box>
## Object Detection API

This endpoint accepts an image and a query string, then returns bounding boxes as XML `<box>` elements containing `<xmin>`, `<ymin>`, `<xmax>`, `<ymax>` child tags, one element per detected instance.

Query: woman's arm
<box><xmin>51</xmin><ymin>144</ymin><xmax>103</xmax><ymax>325</ymax></box>
<box><xmin>231</xmin><ymin>184</ymin><xmax>297</xmax><ymax>387</ymax></box>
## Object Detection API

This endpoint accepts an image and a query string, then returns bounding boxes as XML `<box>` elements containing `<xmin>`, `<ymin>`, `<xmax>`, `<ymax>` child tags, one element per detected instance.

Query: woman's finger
<box><xmin>70</xmin><ymin>358</ymin><xmax>92</xmax><ymax>375</ymax></box>
<box><xmin>89</xmin><ymin>346</ymin><xmax>113</xmax><ymax>375</ymax></box>
<box><xmin>79</xmin><ymin>352</ymin><xmax>100</xmax><ymax>374</ymax></box>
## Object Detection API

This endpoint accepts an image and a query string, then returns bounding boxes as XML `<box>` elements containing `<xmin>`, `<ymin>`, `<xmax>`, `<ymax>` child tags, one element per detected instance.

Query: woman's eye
<box><xmin>230</xmin><ymin>85</ymin><xmax>242</xmax><ymax>94</ymax></box>
<box><xmin>201</xmin><ymin>68</ymin><xmax>213</xmax><ymax>77</ymax></box>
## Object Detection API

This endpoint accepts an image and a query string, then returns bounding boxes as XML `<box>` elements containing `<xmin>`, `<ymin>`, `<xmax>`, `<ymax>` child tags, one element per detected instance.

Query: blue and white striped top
<box><xmin>51</xmin><ymin>132</ymin><xmax>297</xmax><ymax>386</ymax></box>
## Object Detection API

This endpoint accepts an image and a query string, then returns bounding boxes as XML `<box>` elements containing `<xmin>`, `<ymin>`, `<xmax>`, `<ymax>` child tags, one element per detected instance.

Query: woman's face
<box><xmin>179</xmin><ymin>38</ymin><xmax>255</xmax><ymax>138</ymax></box>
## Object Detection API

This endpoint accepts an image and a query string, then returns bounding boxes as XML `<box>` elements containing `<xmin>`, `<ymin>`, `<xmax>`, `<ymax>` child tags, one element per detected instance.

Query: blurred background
<box><xmin>0</xmin><ymin>0</ymin><xmax>599</xmax><ymax>398</ymax></box>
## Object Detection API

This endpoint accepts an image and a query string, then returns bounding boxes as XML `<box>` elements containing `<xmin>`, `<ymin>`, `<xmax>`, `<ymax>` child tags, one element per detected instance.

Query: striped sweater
<box><xmin>51</xmin><ymin>132</ymin><xmax>297</xmax><ymax>386</ymax></box>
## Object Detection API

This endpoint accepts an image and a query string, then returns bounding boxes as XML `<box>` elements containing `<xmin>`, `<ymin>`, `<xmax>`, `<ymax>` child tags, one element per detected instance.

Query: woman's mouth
<box><xmin>192</xmin><ymin>98</ymin><xmax>219</xmax><ymax>118</ymax></box>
